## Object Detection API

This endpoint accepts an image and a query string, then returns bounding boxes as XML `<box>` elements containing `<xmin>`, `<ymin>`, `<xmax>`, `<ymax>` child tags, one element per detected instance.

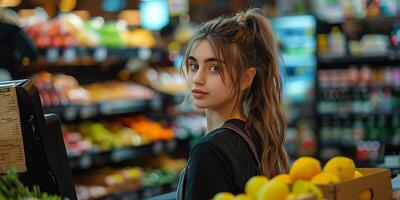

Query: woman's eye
<box><xmin>209</xmin><ymin>65</ymin><xmax>220</xmax><ymax>72</ymax></box>
<box><xmin>189</xmin><ymin>63</ymin><xmax>199</xmax><ymax>71</ymax></box>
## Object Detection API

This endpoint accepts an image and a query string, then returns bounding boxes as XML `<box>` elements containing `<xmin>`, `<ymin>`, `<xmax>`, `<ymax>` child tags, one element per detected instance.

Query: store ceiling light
<box><xmin>0</xmin><ymin>0</ymin><xmax>21</xmax><ymax>7</ymax></box>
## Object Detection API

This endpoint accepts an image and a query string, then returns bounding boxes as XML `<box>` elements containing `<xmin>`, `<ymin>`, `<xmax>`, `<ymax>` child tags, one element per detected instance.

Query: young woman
<box><xmin>178</xmin><ymin>8</ymin><xmax>289</xmax><ymax>199</ymax></box>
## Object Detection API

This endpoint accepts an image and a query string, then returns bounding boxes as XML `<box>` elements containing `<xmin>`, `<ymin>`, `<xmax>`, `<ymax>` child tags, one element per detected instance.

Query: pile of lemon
<box><xmin>213</xmin><ymin>156</ymin><xmax>371</xmax><ymax>200</ymax></box>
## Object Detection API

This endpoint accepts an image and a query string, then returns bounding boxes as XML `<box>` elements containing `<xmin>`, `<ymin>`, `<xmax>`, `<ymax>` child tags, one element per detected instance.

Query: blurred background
<box><xmin>0</xmin><ymin>0</ymin><xmax>399</xmax><ymax>199</ymax></box>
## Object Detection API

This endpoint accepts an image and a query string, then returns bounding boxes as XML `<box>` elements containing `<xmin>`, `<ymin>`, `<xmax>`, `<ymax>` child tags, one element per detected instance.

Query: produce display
<box><xmin>0</xmin><ymin>168</ymin><xmax>61</xmax><ymax>200</ymax></box>
<box><xmin>132</xmin><ymin>66</ymin><xmax>186</xmax><ymax>95</ymax></box>
<box><xmin>212</xmin><ymin>156</ymin><xmax>374</xmax><ymax>200</ymax></box>
<box><xmin>30</xmin><ymin>72</ymin><xmax>155</xmax><ymax>106</ymax></box>
<box><xmin>74</xmin><ymin>155</ymin><xmax>186</xmax><ymax>200</ymax></box>
<box><xmin>63</xmin><ymin>115</ymin><xmax>175</xmax><ymax>154</ymax></box>
<box><xmin>22</xmin><ymin>11</ymin><xmax>156</xmax><ymax>48</ymax></box>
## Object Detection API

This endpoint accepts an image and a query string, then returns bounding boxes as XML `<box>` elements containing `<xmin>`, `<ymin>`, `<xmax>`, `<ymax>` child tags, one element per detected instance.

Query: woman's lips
<box><xmin>191</xmin><ymin>89</ymin><xmax>208</xmax><ymax>99</ymax></box>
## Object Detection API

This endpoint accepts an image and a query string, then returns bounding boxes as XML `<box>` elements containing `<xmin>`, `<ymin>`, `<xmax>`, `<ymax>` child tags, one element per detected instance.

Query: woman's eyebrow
<box><xmin>188</xmin><ymin>56</ymin><xmax>225</xmax><ymax>63</ymax></box>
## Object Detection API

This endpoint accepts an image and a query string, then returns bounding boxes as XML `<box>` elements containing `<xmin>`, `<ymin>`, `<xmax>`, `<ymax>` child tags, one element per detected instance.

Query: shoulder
<box><xmin>190</xmin><ymin>125</ymin><xmax>251</xmax><ymax>163</ymax></box>
<box><xmin>193</xmin><ymin>126</ymin><xmax>248</xmax><ymax>156</ymax></box>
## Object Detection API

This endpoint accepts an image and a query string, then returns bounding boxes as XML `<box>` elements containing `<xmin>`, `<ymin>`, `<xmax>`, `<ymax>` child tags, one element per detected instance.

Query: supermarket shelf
<box><xmin>102</xmin><ymin>181</ymin><xmax>178</xmax><ymax>200</ymax></box>
<box><xmin>35</xmin><ymin>47</ymin><xmax>165</xmax><ymax>62</ymax></box>
<box><xmin>320</xmin><ymin>141</ymin><xmax>357</xmax><ymax>151</ymax></box>
<box><xmin>43</xmin><ymin>98</ymin><xmax>154</xmax><ymax>121</ymax></box>
<box><xmin>317</xmin><ymin>53</ymin><xmax>400</xmax><ymax>68</ymax></box>
<box><xmin>68</xmin><ymin>139</ymin><xmax>181</xmax><ymax>171</ymax></box>
<box><xmin>316</xmin><ymin>112</ymin><xmax>395</xmax><ymax>118</ymax></box>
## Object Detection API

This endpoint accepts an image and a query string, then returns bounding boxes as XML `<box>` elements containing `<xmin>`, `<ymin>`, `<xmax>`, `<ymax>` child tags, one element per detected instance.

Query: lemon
<box><xmin>290</xmin><ymin>157</ymin><xmax>321</xmax><ymax>181</ymax></box>
<box><xmin>323</xmin><ymin>156</ymin><xmax>356</xmax><ymax>181</ymax></box>
<box><xmin>245</xmin><ymin>176</ymin><xmax>268</xmax><ymax>197</ymax></box>
<box><xmin>273</xmin><ymin>174</ymin><xmax>292</xmax><ymax>184</ymax></box>
<box><xmin>292</xmin><ymin>180</ymin><xmax>324</xmax><ymax>200</ymax></box>
<box><xmin>286</xmin><ymin>193</ymin><xmax>298</xmax><ymax>200</ymax></box>
<box><xmin>358</xmin><ymin>189</ymin><xmax>372</xmax><ymax>200</ymax></box>
<box><xmin>213</xmin><ymin>192</ymin><xmax>235</xmax><ymax>200</ymax></box>
<box><xmin>353</xmin><ymin>171</ymin><xmax>372</xmax><ymax>200</ymax></box>
<box><xmin>310</xmin><ymin>172</ymin><xmax>340</xmax><ymax>185</ymax></box>
<box><xmin>257</xmin><ymin>179</ymin><xmax>289</xmax><ymax>200</ymax></box>
<box><xmin>234</xmin><ymin>193</ymin><xmax>254</xmax><ymax>200</ymax></box>
<box><xmin>354</xmin><ymin>170</ymin><xmax>363</xmax><ymax>178</ymax></box>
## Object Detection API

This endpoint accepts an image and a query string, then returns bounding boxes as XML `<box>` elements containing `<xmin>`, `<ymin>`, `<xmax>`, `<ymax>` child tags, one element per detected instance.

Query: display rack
<box><xmin>315</xmin><ymin>17</ymin><xmax>400</xmax><ymax>166</ymax></box>
<box><xmin>0</xmin><ymin>22</ymin><xmax>194</xmax><ymax>199</ymax></box>
<box><xmin>68</xmin><ymin>138</ymin><xmax>184</xmax><ymax>171</ymax></box>
<box><xmin>43</xmin><ymin>98</ymin><xmax>155</xmax><ymax>121</ymax></box>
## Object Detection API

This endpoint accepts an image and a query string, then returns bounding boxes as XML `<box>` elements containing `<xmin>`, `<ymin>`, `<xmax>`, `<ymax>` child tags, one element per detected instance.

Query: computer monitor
<box><xmin>0</xmin><ymin>79</ymin><xmax>77</xmax><ymax>200</ymax></box>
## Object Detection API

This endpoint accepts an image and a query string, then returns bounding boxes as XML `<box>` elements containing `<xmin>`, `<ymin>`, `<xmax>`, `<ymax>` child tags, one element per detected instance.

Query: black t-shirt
<box><xmin>183</xmin><ymin>118</ymin><xmax>262</xmax><ymax>200</ymax></box>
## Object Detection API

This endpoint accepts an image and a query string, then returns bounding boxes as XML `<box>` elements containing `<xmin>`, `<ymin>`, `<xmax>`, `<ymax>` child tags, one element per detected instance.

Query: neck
<box><xmin>205</xmin><ymin>109</ymin><xmax>245</xmax><ymax>134</ymax></box>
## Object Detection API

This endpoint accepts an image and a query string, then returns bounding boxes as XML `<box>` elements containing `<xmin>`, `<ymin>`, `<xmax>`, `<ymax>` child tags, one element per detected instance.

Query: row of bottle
<box><xmin>317</xmin><ymin>66</ymin><xmax>400</xmax><ymax>114</ymax></box>
<box><xmin>319</xmin><ymin>115</ymin><xmax>400</xmax><ymax>145</ymax></box>
<box><xmin>317</xmin><ymin>86</ymin><xmax>399</xmax><ymax>114</ymax></box>
<box><xmin>318</xmin><ymin>66</ymin><xmax>400</xmax><ymax>88</ymax></box>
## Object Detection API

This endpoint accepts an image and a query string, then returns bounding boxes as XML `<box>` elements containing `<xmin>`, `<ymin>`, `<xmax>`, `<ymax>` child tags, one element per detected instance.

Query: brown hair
<box><xmin>182</xmin><ymin>8</ymin><xmax>289</xmax><ymax>178</ymax></box>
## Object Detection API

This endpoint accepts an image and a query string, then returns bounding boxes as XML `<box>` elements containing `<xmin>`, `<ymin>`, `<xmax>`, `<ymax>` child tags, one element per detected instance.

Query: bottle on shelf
<box><xmin>328</xmin><ymin>26</ymin><xmax>346</xmax><ymax>57</ymax></box>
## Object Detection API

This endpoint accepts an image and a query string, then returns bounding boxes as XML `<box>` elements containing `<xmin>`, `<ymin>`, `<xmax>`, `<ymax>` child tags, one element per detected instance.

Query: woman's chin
<box><xmin>193</xmin><ymin>103</ymin><xmax>209</xmax><ymax>110</ymax></box>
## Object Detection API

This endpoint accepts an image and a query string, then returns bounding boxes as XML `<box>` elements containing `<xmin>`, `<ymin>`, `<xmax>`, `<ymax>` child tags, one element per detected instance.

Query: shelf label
<box><xmin>63</xmin><ymin>48</ymin><xmax>77</xmax><ymax>63</ymax></box>
<box><xmin>64</xmin><ymin>106</ymin><xmax>78</xmax><ymax>121</ymax></box>
<box><xmin>111</xmin><ymin>148</ymin><xmax>131</xmax><ymax>162</ymax></box>
<box><xmin>46</xmin><ymin>48</ymin><xmax>59</xmax><ymax>62</ymax></box>
<box><xmin>166</xmin><ymin>139</ymin><xmax>177</xmax><ymax>151</ymax></box>
<box><xmin>78</xmin><ymin>153</ymin><xmax>92</xmax><ymax>169</ymax></box>
<box><xmin>80</xmin><ymin>105</ymin><xmax>98</xmax><ymax>119</ymax></box>
<box><xmin>152</xmin><ymin>141</ymin><xmax>164</xmax><ymax>154</ymax></box>
<box><xmin>0</xmin><ymin>85</ymin><xmax>26</xmax><ymax>173</ymax></box>
<box><xmin>94</xmin><ymin>47</ymin><xmax>107</xmax><ymax>62</ymax></box>
<box><xmin>138</xmin><ymin>48</ymin><xmax>151</xmax><ymax>60</ymax></box>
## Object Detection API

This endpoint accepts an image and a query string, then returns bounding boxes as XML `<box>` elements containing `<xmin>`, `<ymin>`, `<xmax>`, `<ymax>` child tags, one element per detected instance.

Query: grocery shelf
<box><xmin>316</xmin><ymin>112</ymin><xmax>395</xmax><ymax>118</ymax></box>
<box><xmin>35</xmin><ymin>47</ymin><xmax>165</xmax><ymax>62</ymax></box>
<box><xmin>102</xmin><ymin>181</ymin><xmax>178</xmax><ymax>200</ymax></box>
<box><xmin>320</xmin><ymin>141</ymin><xmax>356</xmax><ymax>149</ymax></box>
<box><xmin>68</xmin><ymin>139</ymin><xmax>181</xmax><ymax>171</ymax></box>
<box><xmin>317</xmin><ymin>53</ymin><xmax>400</xmax><ymax>68</ymax></box>
<box><xmin>43</xmin><ymin>98</ymin><xmax>155</xmax><ymax>121</ymax></box>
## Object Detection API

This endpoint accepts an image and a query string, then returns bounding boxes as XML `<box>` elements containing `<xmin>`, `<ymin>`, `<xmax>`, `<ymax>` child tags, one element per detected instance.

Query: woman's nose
<box><xmin>192</xmin><ymin>69</ymin><xmax>205</xmax><ymax>85</ymax></box>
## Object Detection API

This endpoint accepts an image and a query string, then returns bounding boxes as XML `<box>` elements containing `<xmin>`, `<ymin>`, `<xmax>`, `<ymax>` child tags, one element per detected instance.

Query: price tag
<box><xmin>150</xmin><ymin>94</ymin><xmax>162</xmax><ymax>110</ymax></box>
<box><xmin>152</xmin><ymin>141</ymin><xmax>163</xmax><ymax>154</ymax></box>
<box><xmin>111</xmin><ymin>148</ymin><xmax>131</xmax><ymax>162</ymax></box>
<box><xmin>0</xmin><ymin>84</ymin><xmax>26</xmax><ymax>173</ymax></box>
<box><xmin>63</xmin><ymin>48</ymin><xmax>77</xmax><ymax>63</ymax></box>
<box><xmin>79</xmin><ymin>154</ymin><xmax>92</xmax><ymax>169</ymax></box>
<box><xmin>94</xmin><ymin>47</ymin><xmax>107</xmax><ymax>62</ymax></box>
<box><xmin>64</xmin><ymin>106</ymin><xmax>78</xmax><ymax>121</ymax></box>
<box><xmin>80</xmin><ymin>105</ymin><xmax>98</xmax><ymax>119</ymax></box>
<box><xmin>138</xmin><ymin>48</ymin><xmax>151</xmax><ymax>60</ymax></box>
<box><xmin>46</xmin><ymin>48</ymin><xmax>59</xmax><ymax>62</ymax></box>
<box><xmin>166</xmin><ymin>139</ymin><xmax>177</xmax><ymax>151</ymax></box>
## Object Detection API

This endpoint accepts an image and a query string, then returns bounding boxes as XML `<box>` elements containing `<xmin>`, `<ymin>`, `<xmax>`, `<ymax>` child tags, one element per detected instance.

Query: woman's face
<box><xmin>187</xmin><ymin>40</ymin><xmax>237</xmax><ymax>111</ymax></box>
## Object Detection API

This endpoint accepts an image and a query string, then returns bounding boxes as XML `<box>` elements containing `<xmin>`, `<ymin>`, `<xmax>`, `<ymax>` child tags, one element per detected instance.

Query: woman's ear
<box><xmin>241</xmin><ymin>67</ymin><xmax>256</xmax><ymax>90</ymax></box>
